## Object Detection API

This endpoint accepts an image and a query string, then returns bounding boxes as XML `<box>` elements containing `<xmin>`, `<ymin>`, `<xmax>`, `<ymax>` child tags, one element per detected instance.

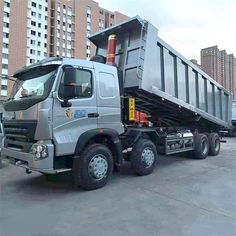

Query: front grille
<box><xmin>3</xmin><ymin>120</ymin><xmax>37</xmax><ymax>152</ymax></box>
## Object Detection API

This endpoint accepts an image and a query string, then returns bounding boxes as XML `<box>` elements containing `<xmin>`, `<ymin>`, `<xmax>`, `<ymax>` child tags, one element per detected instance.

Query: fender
<box><xmin>74</xmin><ymin>128</ymin><xmax>123</xmax><ymax>166</ymax></box>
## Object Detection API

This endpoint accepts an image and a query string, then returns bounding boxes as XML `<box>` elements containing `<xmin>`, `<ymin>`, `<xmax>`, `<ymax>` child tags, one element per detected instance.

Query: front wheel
<box><xmin>131</xmin><ymin>139</ymin><xmax>157</xmax><ymax>176</ymax></box>
<box><xmin>74</xmin><ymin>144</ymin><xmax>113</xmax><ymax>190</ymax></box>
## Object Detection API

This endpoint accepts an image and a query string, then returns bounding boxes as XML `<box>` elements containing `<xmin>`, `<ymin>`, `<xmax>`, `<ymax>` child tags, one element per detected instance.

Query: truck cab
<box><xmin>2</xmin><ymin>57</ymin><xmax>124</xmax><ymax>175</ymax></box>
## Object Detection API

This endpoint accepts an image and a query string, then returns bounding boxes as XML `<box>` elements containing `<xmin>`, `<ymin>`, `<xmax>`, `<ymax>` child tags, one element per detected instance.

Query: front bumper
<box><xmin>1</xmin><ymin>143</ymin><xmax>57</xmax><ymax>174</ymax></box>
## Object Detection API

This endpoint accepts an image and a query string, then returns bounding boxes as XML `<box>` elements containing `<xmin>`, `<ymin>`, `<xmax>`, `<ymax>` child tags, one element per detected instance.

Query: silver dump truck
<box><xmin>1</xmin><ymin>17</ymin><xmax>231</xmax><ymax>189</ymax></box>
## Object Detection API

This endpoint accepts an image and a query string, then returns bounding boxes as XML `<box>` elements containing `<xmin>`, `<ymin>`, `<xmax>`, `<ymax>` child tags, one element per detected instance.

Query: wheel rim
<box><xmin>141</xmin><ymin>147</ymin><xmax>155</xmax><ymax>168</ymax></box>
<box><xmin>202</xmin><ymin>140</ymin><xmax>208</xmax><ymax>155</ymax></box>
<box><xmin>88</xmin><ymin>154</ymin><xmax>108</xmax><ymax>180</ymax></box>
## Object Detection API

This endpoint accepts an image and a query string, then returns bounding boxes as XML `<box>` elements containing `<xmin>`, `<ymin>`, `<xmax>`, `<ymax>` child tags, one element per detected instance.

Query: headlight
<box><xmin>30</xmin><ymin>144</ymin><xmax>48</xmax><ymax>160</ymax></box>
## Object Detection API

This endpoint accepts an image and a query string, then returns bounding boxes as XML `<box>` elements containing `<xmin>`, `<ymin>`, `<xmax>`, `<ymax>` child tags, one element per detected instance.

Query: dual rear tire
<box><xmin>194</xmin><ymin>133</ymin><xmax>220</xmax><ymax>159</ymax></box>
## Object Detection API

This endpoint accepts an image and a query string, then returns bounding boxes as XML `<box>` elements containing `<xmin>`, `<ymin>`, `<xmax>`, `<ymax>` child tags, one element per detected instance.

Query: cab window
<box><xmin>59</xmin><ymin>68</ymin><xmax>92</xmax><ymax>99</ymax></box>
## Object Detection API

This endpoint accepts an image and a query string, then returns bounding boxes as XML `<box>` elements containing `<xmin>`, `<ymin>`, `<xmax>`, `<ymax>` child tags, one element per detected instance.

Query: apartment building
<box><xmin>0</xmin><ymin>0</ymin><xmax>129</xmax><ymax>100</ymax></box>
<box><xmin>0</xmin><ymin>0</ymin><xmax>11</xmax><ymax>98</ymax></box>
<box><xmin>201</xmin><ymin>46</ymin><xmax>236</xmax><ymax>99</ymax></box>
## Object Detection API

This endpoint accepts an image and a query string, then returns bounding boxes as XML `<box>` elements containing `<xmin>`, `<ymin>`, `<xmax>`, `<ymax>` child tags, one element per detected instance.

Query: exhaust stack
<box><xmin>106</xmin><ymin>34</ymin><xmax>117</xmax><ymax>66</ymax></box>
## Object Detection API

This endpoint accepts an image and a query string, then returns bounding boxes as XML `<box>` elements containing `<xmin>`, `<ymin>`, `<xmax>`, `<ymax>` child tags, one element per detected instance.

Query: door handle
<box><xmin>88</xmin><ymin>113</ymin><xmax>99</xmax><ymax>118</ymax></box>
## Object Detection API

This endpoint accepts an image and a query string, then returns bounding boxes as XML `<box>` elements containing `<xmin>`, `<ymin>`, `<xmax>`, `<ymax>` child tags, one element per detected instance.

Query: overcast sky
<box><xmin>97</xmin><ymin>0</ymin><xmax>236</xmax><ymax>62</ymax></box>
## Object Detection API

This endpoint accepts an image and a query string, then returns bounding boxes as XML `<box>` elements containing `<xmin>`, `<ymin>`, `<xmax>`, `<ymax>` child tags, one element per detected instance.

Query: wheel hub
<box><xmin>141</xmin><ymin>147</ymin><xmax>155</xmax><ymax>168</ymax></box>
<box><xmin>88</xmin><ymin>155</ymin><xmax>108</xmax><ymax>180</ymax></box>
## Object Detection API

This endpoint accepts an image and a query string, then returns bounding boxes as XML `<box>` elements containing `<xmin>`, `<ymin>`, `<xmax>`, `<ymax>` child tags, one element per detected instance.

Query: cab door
<box><xmin>52</xmin><ymin>66</ymin><xmax>98</xmax><ymax>156</ymax></box>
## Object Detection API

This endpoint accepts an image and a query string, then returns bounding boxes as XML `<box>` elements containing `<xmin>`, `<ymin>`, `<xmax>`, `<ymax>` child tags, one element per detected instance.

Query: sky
<box><xmin>97</xmin><ymin>0</ymin><xmax>236</xmax><ymax>62</ymax></box>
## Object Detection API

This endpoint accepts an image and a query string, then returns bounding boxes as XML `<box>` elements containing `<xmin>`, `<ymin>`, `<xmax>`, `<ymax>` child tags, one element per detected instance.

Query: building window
<box><xmin>31</xmin><ymin>39</ymin><xmax>36</xmax><ymax>45</ymax></box>
<box><xmin>30</xmin><ymin>59</ymin><xmax>35</xmax><ymax>63</ymax></box>
<box><xmin>31</xmin><ymin>21</ymin><xmax>36</xmax><ymax>26</ymax></box>
<box><xmin>38</xmin><ymin>23</ymin><xmax>41</xmax><ymax>28</ymax></box>
<box><xmin>110</xmin><ymin>14</ymin><xmax>114</xmax><ymax>19</ymax></box>
<box><xmin>4</xmin><ymin>1</ymin><xmax>10</xmax><ymax>7</ymax></box>
<box><xmin>38</xmin><ymin>32</ymin><xmax>41</xmax><ymax>37</ymax></box>
<box><xmin>3</xmin><ymin>22</ymin><xmax>9</xmax><ymax>28</ymax></box>
<box><xmin>4</xmin><ymin>12</ymin><xmax>10</xmax><ymax>18</ymax></box>
<box><xmin>38</xmin><ymin>42</ymin><xmax>41</xmax><ymax>46</ymax></box>
<box><xmin>38</xmin><ymin>13</ymin><xmax>42</xmax><ymax>19</ymax></box>
<box><xmin>2</xmin><ymin>53</ymin><xmax>8</xmax><ymax>59</ymax></box>
<box><xmin>31</xmin><ymin>11</ymin><xmax>36</xmax><ymax>17</ymax></box>
<box><xmin>39</xmin><ymin>4</ymin><xmax>42</xmax><ymax>10</ymax></box>
<box><xmin>37</xmin><ymin>51</ymin><xmax>41</xmax><ymax>56</ymax></box>
<box><xmin>44</xmin><ymin>43</ymin><xmax>47</xmax><ymax>48</ymax></box>
<box><xmin>1</xmin><ymin>85</ymin><xmax>7</xmax><ymax>90</ymax></box>
<box><xmin>68</xmin><ymin>6</ymin><xmax>72</xmax><ymax>13</ymax></box>
<box><xmin>3</xmin><ymin>43</ymin><xmax>9</xmax><ymax>48</ymax></box>
<box><xmin>3</xmin><ymin>32</ymin><xmax>9</xmax><ymax>38</ymax></box>
<box><xmin>2</xmin><ymin>64</ymin><xmax>8</xmax><ymax>69</ymax></box>
<box><xmin>30</xmin><ymin>49</ymin><xmax>35</xmax><ymax>55</ymax></box>
<box><xmin>32</xmin><ymin>2</ymin><xmax>37</xmax><ymax>7</ymax></box>
<box><xmin>31</xmin><ymin>30</ymin><xmax>36</xmax><ymax>35</ymax></box>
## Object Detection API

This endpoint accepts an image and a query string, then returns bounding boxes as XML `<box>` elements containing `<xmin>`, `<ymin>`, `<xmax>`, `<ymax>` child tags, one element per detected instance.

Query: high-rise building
<box><xmin>0</xmin><ymin>0</ymin><xmax>11</xmax><ymax>98</ymax></box>
<box><xmin>201</xmin><ymin>46</ymin><xmax>221</xmax><ymax>84</ymax></box>
<box><xmin>0</xmin><ymin>0</ymin><xmax>129</xmax><ymax>100</ymax></box>
<box><xmin>201</xmin><ymin>46</ymin><xmax>236</xmax><ymax>99</ymax></box>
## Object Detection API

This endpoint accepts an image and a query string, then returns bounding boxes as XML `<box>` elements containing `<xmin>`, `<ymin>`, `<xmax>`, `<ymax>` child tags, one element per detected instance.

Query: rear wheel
<box><xmin>208</xmin><ymin>133</ymin><xmax>220</xmax><ymax>156</ymax></box>
<box><xmin>74</xmin><ymin>144</ymin><xmax>113</xmax><ymax>190</ymax></box>
<box><xmin>131</xmin><ymin>139</ymin><xmax>157</xmax><ymax>176</ymax></box>
<box><xmin>194</xmin><ymin>133</ymin><xmax>209</xmax><ymax>159</ymax></box>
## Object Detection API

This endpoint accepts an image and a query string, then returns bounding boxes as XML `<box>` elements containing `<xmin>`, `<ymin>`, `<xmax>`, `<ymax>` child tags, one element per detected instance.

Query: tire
<box><xmin>131</xmin><ymin>139</ymin><xmax>157</xmax><ymax>176</ymax></box>
<box><xmin>208</xmin><ymin>133</ymin><xmax>220</xmax><ymax>156</ymax></box>
<box><xmin>74</xmin><ymin>144</ymin><xmax>113</xmax><ymax>190</ymax></box>
<box><xmin>194</xmin><ymin>133</ymin><xmax>209</xmax><ymax>159</ymax></box>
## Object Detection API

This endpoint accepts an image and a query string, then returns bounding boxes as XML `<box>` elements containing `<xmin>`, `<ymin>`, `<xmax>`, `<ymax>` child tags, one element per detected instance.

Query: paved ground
<box><xmin>0</xmin><ymin>138</ymin><xmax>236</xmax><ymax>236</ymax></box>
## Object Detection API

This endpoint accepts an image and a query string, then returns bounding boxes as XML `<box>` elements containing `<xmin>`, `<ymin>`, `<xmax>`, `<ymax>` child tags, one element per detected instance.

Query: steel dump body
<box><xmin>90</xmin><ymin>17</ymin><xmax>231</xmax><ymax>128</ymax></box>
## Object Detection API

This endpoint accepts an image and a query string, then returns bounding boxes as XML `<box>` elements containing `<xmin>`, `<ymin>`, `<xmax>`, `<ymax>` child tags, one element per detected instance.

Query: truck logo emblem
<box><xmin>66</xmin><ymin>108</ymin><xmax>74</xmax><ymax>119</ymax></box>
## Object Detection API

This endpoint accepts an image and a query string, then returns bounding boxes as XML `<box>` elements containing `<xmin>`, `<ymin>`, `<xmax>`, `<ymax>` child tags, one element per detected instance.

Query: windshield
<box><xmin>11</xmin><ymin>65</ymin><xmax>58</xmax><ymax>101</ymax></box>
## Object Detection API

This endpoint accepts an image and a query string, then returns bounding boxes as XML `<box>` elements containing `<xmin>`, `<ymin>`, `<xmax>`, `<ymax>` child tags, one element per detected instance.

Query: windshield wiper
<box><xmin>19</xmin><ymin>94</ymin><xmax>33</xmax><ymax>98</ymax></box>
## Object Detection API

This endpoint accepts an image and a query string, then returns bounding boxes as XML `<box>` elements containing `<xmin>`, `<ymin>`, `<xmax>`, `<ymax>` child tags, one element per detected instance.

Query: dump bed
<box><xmin>90</xmin><ymin>16</ymin><xmax>232</xmax><ymax>129</ymax></box>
